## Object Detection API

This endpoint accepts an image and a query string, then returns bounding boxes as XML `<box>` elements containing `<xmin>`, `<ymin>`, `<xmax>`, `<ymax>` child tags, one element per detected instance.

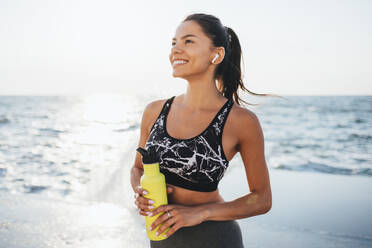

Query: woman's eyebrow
<box><xmin>172</xmin><ymin>34</ymin><xmax>198</xmax><ymax>40</ymax></box>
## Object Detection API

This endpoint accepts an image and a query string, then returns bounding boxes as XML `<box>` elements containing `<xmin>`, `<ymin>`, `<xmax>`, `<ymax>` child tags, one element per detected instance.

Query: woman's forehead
<box><xmin>173</xmin><ymin>21</ymin><xmax>205</xmax><ymax>39</ymax></box>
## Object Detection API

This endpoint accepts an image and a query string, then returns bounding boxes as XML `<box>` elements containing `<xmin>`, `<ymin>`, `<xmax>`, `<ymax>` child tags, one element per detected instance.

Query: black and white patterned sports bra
<box><xmin>145</xmin><ymin>95</ymin><xmax>234</xmax><ymax>192</ymax></box>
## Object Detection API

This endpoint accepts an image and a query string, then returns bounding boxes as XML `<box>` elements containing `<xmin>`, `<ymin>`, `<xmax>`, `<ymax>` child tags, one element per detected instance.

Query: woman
<box><xmin>130</xmin><ymin>13</ymin><xmax>272</xmax><ymax>248</ymax></box>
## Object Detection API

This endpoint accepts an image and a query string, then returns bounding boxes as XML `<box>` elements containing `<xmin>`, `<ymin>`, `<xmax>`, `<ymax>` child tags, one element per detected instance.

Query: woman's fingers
<box><xmin>138</xmin><ymin>196</ymin><xmax>155</xmax><ymax>211</ymax></box>
<box><xmin>154</xmin><ymin>215</ymin><xmax>178</xmax><ymax>238</ymax></box>
<box><xmin>135</xmin><ymin>198</ymin><xmax>153</xmax><ymax>211</ymax></box>
<box><xmin>134</xmin><ymin>192</ymin><xmax>139</xmax><ymax>199</ymax></box>
<box><xmin>135</xmin><ymin>185</ymin><xmax>149</xmax><ymax>196</ymax></box>
<box><xmin>134</xmin><ymin>186</ymin><xmax>154</xmax><ymax>212</ymax></box>
<box><xmin>139</xmin><ymin>209</ymin><xmax>156</xmax><ymax>217</ymax></box>
<box><xmin>138</xmin><ymin>209</ymin><xmax>146</xmax><ymax>216</ymax></box>
<box><xmin>163</xmin><ymin>223</ymin><xmax>181</xmax><ymax>238</ymax></box>
<box><xmin>150</xmin><ymin>205</ymin><xmax>176</xmax><ymax>230</ymax></box>
<box><xmin>150</xmin><ymin>204</ymin><xmax>174</xmax><ymax>217</ymax></box>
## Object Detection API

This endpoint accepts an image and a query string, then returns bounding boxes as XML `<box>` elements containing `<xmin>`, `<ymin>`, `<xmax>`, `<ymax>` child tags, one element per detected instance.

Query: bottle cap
<box><xmin>136</xmin><ymin>147</ymin><xmax>159</xmax><ymax>164</ymax></box>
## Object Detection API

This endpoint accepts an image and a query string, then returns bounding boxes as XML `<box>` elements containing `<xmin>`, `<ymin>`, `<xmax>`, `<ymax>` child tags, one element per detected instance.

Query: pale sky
<box><xmin>0</xmin><ymin>0</ymin><xmax>371</xmax><ymax>96</ymax></box>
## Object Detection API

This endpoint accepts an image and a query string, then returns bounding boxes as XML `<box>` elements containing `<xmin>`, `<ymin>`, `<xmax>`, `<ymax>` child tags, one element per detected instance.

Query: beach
<box><xmin>220</xmin><ymin>158</ymin><xmax>372</xmax><ymax>248</ymax></box>
<box><xmin>1</xmin><ymin>158</ymin><xmax>371</xmax><ymax>248</ymax></box>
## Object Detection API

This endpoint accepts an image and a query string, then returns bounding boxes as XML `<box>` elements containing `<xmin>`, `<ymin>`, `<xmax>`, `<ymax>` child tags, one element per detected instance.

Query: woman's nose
<box><xmin>171</xmin><ymin>43</ymin><xmax>183</xmax><ymax>53</ymax></box>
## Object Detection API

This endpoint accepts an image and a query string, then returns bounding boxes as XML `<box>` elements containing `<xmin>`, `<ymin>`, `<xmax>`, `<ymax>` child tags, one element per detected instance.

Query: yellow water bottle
<box><xmin>136</xmin><ymin>147</ymin><xmax>169</xmax><ymax>241</ymax></box>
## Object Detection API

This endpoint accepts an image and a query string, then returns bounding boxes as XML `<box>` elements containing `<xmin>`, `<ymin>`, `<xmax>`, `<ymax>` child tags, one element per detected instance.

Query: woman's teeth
<box><xmin>173</xmin><ymin>60</ymin><xmax>188</xmax><ymax>66</ymax></box>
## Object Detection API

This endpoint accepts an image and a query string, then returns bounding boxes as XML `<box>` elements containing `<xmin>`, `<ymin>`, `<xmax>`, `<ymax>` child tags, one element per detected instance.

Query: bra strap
<box><xmin>215</xmin><ymin>98</ymin><xmax>234</xmax><ymax>138</ymax></box>
<box><xmin>162</xmin><ymin>95</ymin><xmax>175</xmax><ymax>116</ymax></box>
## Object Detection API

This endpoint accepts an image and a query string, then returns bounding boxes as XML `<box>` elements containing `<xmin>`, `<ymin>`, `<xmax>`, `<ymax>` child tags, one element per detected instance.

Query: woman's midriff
<box><xmin>167</xmin><ymin>184</ymin><xmax>225</xmax><ymax>206</ymax></box>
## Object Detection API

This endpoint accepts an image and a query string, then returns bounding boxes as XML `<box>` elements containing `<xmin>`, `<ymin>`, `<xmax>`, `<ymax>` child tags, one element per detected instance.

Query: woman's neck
<box><xmin>181</xmin><ymin>78</ymin><xmax>225</xmax><ymax>111</ymax></box>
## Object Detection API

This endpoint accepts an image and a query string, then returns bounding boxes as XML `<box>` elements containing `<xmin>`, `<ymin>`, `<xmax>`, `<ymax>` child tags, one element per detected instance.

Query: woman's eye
<box><xmin>171</xmin><ymin>40</ymin><xmax>193</xmax><ymax>46</ymax></box>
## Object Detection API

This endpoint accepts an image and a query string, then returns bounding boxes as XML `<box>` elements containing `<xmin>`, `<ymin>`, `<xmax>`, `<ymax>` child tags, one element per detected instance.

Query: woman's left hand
<box><xmin>149</xmin><ymin>204</ymin><xmax>207</xmax><ymax>238</ymax></box>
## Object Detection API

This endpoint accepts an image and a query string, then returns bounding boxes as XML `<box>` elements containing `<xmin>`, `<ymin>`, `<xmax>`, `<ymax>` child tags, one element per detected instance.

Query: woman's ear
<box><xmin>212</xmin><ymin>54</ymin><xmax>219</xmax><ymax>63</ymax></box>
<box><xmin>211</xmin><ymin>47</ymin><xmax>225</xmax><ymax>64</ymax></box>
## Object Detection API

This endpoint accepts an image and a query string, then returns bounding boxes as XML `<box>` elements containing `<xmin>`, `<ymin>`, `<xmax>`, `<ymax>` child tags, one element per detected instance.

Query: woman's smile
<box><xmin>173</xmin><ymin>60</ymin><xmax>188</xmax><ymax>67</ymax></box>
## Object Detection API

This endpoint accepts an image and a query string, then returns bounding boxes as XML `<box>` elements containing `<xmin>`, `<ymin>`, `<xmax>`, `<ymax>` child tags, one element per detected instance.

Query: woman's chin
<box><xmin>172</xmin><ymin>71</ymin><xmax>185</xmax><ymax>78</ymax></box>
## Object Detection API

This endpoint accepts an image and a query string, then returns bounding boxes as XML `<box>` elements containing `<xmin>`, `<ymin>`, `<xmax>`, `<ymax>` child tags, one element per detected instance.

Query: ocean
<box><xmin>0</xmin><ymin>94</ymin><xmax>370</xmax><ymax>199</ymax></box>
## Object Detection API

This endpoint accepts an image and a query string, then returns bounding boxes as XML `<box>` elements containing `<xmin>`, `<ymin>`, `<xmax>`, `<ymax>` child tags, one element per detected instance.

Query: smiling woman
<box><xmin>130</xmin><ymin>13</ymin><xmax>273</xmax><ymax>248</ymax></box>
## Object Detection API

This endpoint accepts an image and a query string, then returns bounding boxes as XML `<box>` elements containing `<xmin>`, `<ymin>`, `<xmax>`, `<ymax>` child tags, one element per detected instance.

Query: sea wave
<box><xmin>275</xmin><ymin>162</ymin><xmax>372</xmax><ymax>177</ymax></box>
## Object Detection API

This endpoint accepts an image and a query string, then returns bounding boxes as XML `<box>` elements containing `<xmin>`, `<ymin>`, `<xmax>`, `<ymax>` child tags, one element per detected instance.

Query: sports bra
<box><xmin>145</xmin><ymin>95</ymin><xmax>234</xmax><ymax>192</ymax></box>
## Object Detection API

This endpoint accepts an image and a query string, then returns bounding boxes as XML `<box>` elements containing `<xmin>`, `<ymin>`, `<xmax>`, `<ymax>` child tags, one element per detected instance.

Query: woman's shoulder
<box><xmin>145</xmin><ymin>94</ymin><xmax>178</xmax><ymax>110</ymax></box>
<box><xmin>144</xmin><ymin>98</ymin><xmax>168</xmax><ymax>113</ymax></box>
<box><xmin>229</xmin><ymin>102</ymin><xmax>261</xmax><ymax>133</ymax></box>
<box><xmin>143</xmin><ymin>96</ymin><xmax>171</xmax><ymax>118</ymax></box>
<box><xmin>141</xmin><ymin>96</ymin><xmax>174</xmax><ymax>132</ymax></box>
<box><xmin>230</xmin><ymin>102</ymin><xmax>258</xmax><ymax>120</ymax></box>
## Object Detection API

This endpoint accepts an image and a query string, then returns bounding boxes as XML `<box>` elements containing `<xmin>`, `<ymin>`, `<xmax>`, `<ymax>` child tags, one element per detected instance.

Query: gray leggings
<box><xmin>150</xmin><ymin>220</ymin><xmax>244</xmax><ymax>248</ymax></box>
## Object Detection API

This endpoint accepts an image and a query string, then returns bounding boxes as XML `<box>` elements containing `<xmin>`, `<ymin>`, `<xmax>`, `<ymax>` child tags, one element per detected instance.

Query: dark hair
<box><xmin>183</xmin><ymin>13</ymin><xmax>284</xmax><ymax>106</ymax></box>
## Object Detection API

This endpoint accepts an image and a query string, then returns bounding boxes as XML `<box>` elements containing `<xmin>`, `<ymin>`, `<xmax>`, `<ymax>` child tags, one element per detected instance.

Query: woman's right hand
<box><xmin>134</xmin><ymin>185</ymin><xmax>154</xmax><ymax>216</ymax></box>
<box><xmin>134</xmin><ymin>185</ymin><xmax>174</xmax><ymax>216</ymax></box>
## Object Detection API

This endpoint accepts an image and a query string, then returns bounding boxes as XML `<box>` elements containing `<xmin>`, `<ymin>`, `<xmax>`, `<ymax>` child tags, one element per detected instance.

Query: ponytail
<box><xmin>184</xmin><ymin>13</ymin><xmax>284</xmax><ymax>106</ymax></box>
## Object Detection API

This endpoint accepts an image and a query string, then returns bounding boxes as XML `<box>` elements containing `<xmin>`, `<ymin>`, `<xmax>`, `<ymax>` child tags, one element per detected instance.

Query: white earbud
<box><xmin>211</xmin><ymin>54</ymin><xmax>219</xmax><ymax>63</ymax></box>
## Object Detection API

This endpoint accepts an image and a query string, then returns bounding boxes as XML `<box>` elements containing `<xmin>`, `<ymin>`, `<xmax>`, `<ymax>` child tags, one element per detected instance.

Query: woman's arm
<box><xmin>131</xmin><ymin>99</ymin><xmax>169</xmax><ymax>216</ymax></box>
<box><xmin>198</xmin><ymin>191</ymin><xmax>271</xmax><ymax>221</ymax></box>
<box><xmin>200</xmin><ymin>109</ymin><xmax>272</xmax><ymax>220</ymax></box>
<box><xmin>130</xmin><ymin>102</ymin><xmax>149</xmax><ymax>192</ymax></box>
<box><xmin>130</xmin><ymin>99</ymin><xmax>167</xmax><ymax>191</ymax></box>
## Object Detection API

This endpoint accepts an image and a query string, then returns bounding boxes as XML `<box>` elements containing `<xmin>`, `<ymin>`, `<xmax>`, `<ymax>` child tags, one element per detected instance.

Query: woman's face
<box><xmin>169</xmin><ymin>20</ymin><xmax>216</xmax><ymax>79</ymax></box>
